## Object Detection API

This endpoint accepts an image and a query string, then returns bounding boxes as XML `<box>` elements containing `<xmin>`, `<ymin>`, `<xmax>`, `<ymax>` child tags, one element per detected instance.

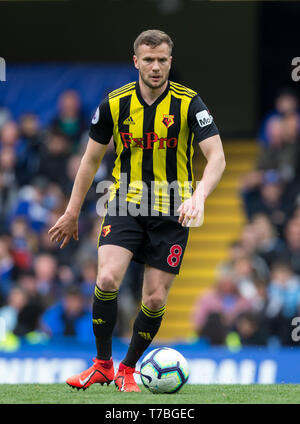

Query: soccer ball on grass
<box><xmin>140</xmin><ymin>347</ymin><xmax>189</xmax><ymax>394</ymax></box>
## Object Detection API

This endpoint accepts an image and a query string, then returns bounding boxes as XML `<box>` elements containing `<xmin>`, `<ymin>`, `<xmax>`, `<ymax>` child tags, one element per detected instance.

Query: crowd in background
<box><xmin>0</xmin><ymin>89</ymin><xmax>142</xmax><ymax>346</ymax></box>
<box><xmin>192</xmin><ymin>88</ymin><xmax>300</xmax><ymax>347</ymax></box>
<box><xmin>1</xmin><ymin>86</ymin><xmax>300</xmax><ymax>348</ymax></box>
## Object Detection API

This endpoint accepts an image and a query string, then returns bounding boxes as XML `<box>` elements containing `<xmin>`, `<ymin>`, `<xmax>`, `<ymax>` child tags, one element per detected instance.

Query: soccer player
<box><xmin>48</xmin><ymin>29</ymin><xmax>226</xmax><ymax>392</ymax></box>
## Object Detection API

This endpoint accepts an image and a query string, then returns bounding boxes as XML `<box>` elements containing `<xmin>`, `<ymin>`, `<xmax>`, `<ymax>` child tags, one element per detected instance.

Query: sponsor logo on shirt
<box><xmin>196</xmin><ymin>110</ymin><xmax>213</xmax><ymax>127</ymax></box>
<box><xmin>120</xmin><ymin>132</ymin><xmax>177</xmax><ymax>149</ymax></box>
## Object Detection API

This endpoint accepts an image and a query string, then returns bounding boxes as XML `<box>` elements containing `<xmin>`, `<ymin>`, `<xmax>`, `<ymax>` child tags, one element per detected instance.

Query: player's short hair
<box><xmin>133</xmin><ymin>29</ymin><xmax>173</xmax><ymax>56</ymax></box>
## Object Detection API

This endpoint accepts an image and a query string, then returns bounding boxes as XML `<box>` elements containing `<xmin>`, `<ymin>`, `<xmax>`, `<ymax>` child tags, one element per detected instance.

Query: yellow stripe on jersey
<box><xmin>153</xmin><ymin>90</ymin><xmax>172</xmax><ymax>213</ymax></box>
<box><xmin>108</xmin><ymin>86</ymin><xmax>136</xmax><ymax>202</ymax></box>
<box><xmin>109</xmin><ymin>82</ymin><xmax>136</xmax><ymax>98</ymax></box>
<box><xmin>126</xmin><ymin>89</ymin><xmax>144</xmax><ymax>204</ymax></box>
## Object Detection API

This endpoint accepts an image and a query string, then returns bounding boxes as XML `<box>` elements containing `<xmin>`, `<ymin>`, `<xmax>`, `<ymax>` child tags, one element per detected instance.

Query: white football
<box><xmin>140</xmin><ymin>347</ymin><xmax>189</xmax><ymax>394</ymax></box>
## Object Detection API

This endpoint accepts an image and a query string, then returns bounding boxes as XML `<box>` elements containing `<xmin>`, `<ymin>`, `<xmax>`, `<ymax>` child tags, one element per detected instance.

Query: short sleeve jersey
<box><xmin>89</xmin><ymin>80</ymin><xmax>219</xmax><ymax>212</ymax></box>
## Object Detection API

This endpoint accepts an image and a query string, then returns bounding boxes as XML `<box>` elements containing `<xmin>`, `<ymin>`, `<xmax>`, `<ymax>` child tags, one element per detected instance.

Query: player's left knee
<box><xmin>144</xmin><ymin>293</ymin><xmax>166</xmax><ymax>311</ymax></box>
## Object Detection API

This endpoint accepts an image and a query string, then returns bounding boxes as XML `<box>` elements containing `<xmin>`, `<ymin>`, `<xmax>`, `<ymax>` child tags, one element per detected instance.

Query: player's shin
<box><xmin>92</xmin><ymin>285</ymin><xmax>118</xmax><ymax>360</ymax></box>
<box><xmin>122</xmin><ymin>302</ymin><xmax>166</xmax><ymax>368</ymax></box>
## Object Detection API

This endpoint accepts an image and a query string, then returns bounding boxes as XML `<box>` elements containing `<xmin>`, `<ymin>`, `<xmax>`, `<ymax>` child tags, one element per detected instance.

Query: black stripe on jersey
<box><xmin>141</xmin><ymin>107</ymin><xmax>155</xmax><ymax>209</ymax></box>
<box><xmin>169</xmin><ymin>82</ymin><xmax>196</xmax><ymax>96</ymax></box>
<box><xmin>109</xmin><ymin>82</ymin><xmax>136</xmax><ymax>98</ymax></box>
<box><xmin>166</xmin><ymin>95</ymin><xmax>181</xmax><ymax>215</ymax></box>
<box><xmin>118</xmin><ymin>95</ymin><xmax>132</xmax><ymax>200</ymax></box>
<box><xmin>169</xmin><ymin>87</ymin><xmax>195</xmax><ymax>99</ymax></box>
<box><xmin>108</xmin><ymin>85</ymin><xmax>134</xmax><ymax>99</ymax></box>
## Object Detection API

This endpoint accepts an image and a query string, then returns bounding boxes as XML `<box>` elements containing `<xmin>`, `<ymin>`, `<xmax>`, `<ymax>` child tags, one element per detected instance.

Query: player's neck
<box><xmin>138</xmin><ymin>78</ymin><xmax>168</xmax><ymax>106</ymax></box>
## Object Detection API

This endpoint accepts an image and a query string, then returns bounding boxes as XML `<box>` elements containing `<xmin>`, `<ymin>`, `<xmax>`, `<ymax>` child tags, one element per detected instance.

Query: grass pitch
<box><xmin>0</xmin><ymin>383</ymin><xmax>300</xmax><ymax>404</ymax></box>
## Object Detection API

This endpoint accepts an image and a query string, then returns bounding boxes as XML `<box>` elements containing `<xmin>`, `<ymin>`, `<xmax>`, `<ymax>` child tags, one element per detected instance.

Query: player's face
<box><xmin>133</xmin><ymin>43</ymin><xmax>172</xmax><ymax>90</ymax></box>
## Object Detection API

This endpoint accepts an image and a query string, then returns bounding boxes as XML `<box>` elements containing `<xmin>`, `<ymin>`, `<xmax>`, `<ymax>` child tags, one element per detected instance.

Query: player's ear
<box><xmin>133</xmin><ymin>55</ymin><xmax>139</xmax><ymax>70</ymax></box>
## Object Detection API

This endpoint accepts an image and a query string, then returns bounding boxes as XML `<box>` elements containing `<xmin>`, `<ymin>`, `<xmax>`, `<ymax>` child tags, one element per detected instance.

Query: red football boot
<box><xmin>114</xmin><ymin>363</ymin><xmax>141</xmax><ymax>392</ymax></box>
<box><xmin>66</xmin><ymin>358</ymin><xmax>114</xmax><ymax>390</ymax></box>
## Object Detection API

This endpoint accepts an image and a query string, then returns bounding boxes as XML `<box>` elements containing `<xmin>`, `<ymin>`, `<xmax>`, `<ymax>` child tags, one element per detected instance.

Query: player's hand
<box><xmin>48</xmin><ymin>211</ymin><xmax>79</xmax><ymax>249</ymax></box>
<box><xmin>177</xmin><ymin>190</ymin><xmax>204</xmax><ymax>228</ymax></box>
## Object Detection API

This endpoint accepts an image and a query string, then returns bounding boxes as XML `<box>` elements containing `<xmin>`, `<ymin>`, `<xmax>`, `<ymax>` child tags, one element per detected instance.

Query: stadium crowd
<box><xmin>0</xmin><ymin>89</ymin><xmax>142</xmax><ymax>345</ymax></box>
<box><xmin>192</xmin><ymin>88</ymin><xmax>300</xmax><ymax>347</ymax></box>
<box><xmin>1</xmin><ymin>86</ymin><xmax>300</xmax><ymax>349</ymax></box>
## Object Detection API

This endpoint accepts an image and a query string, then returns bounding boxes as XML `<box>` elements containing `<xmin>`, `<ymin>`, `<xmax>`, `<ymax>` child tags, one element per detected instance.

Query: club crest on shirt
<box><xmin>101</xmin><ymin>224</ymin><xmax>111</xmax><ymax>237</ymax></box>
<box><xmin>162</xmin><ymin>114</ymin><xmax>175</xmax><ymax>129</ymax></box>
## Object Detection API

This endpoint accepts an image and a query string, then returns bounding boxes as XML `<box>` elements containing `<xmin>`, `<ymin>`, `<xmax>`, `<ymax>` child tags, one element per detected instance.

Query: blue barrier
<box><xmin>0</xmin><ymin>63</ymin><xmax>138</xmax><ymax>126</ymax></box>
<box><xmin>0</xmin><ymin>337</ymin><xmax>299</xmax><ymax>384</ymax></box>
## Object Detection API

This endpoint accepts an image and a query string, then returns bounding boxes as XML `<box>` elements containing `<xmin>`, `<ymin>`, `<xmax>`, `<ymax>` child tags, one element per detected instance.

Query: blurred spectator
<box><xmin>51</xmin><ymin>90</ymin><xmax>86</xmax><ymax>151</ymax></box>
<box><xmin>14</xmin><ymin>272</ymin><xmax>44</xmax><ymax>336</ymax></box>
<box><xmin>33</xmin><ymin>253</ymin><xmax>60</xmax><ymax>307</ymax></box>
<box><xmin>10</xmin><ymin>182</ymin><xmax>50</xmax><ymax>234</ymax></box>
<box><xmin>15</xmin><ymin>113</ymin><xmax>44</xmax><ymax>186</ymax></box>
<box><xmin>0</xmin><ymin>235</ymin><xmax>16</xmax><ymax>304</ymax></box>
<box><xmin>234</xmin><ymin>311</ymin><xmax>268</xmax><ymax>346</ymax></box>
<box><xmin>241</xmin><ymin>170</ymin><xmax>293</xmax><ymax>234</ymax></box>
<box><xmin>223</xmin><ymin>239</ymin><xmax>269</xmax><ymax>284</ymax></box>
<box><xmin>256</xmin><ymin>113</ymin><xmax>300</xmax><ymax>182</ymax></box>
<box><xmin>283</xmin><ymin>217</ymin><xmax>300</xmax><ymax>275</ymax></box>
<box><xmin>10</xmin><ymin>217</ymin><xmax>36</xmax><ymax>273</ymax></box>
<box><xmin>57</xmin><ymin>264</ymin><xmax>76</xmax><ymax>290</ymax></box>
<box><xmin>0</xmin><ymin>120</ymin><xmax>24</xmax><ymax>158</ymax></box>
<box><xmin>192</xmin><ymin>268</ymin><xmax>252</xmax><ymax>345</ymax></box>
<box><xmin>258</xmin><ymin>88</ymin><xmax>300</xmax><ymax>148</ymax></box>
<box><xmin>265</xmin><ymin>261</ymin><xmax>300</xmax><ymax>345</ymax></box>
<box><xmin>40</xmin><ymin>285</ymin><xmax>93</xmax><ymax>342</ymax></box>
<box><xmin>251</xmin><ymin>214</ymin><xmax>287</xmax><ymax>269</ymax></box>
<box><xmin>0</xmin><ymin>286</ymin><xmax>29</xmax><ymax>334</ymax></box>
<box><xmin>79</xmin><ymin>259</ymin><xmax>98</xmax><ymax>305</ymax></box>
<box><xmin>0</xmin><ymin>147</ymin><xmax>18</xmax><ymax>230</ymax></box>
<box><xmin>17</xmin><ymin>271</ymin><xmax>44</xmax><ymax>329</ymax></box>
<box><xmin>232</xmin><ymin>255</ymin><xmax>262</xmax><ymax>301</ymax></box>
<box><xmin>38</xmin><ymin>131</ymin><xmax>71</xmax><ymax>187</ymax></box>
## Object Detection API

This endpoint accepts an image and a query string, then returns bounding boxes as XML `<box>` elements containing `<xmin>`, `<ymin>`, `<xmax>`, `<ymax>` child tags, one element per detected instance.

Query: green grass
<box><xmin>0</xmin><ymin>384</ymin><xmax>300</xmax><ymax>404</ymax></box>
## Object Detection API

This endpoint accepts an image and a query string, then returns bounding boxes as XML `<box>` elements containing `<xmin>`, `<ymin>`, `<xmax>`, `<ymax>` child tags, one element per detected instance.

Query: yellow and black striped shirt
<box><xmin>89</xmin><ymin>80</ymin><xmax>218</xmax><ymax>214</ymax></box>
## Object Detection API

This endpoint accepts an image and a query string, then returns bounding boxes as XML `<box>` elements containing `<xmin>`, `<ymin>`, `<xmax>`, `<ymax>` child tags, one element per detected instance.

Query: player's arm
<box><xmin>48</xmin><ymin>139</ymin><xmax>107</xmax><ymax>248</ymax></box>
<box><xmin>196</xmin><ymin>133</ymin><xmax>226</xmax><ymax>200</ymax></box>
<box><xmin>178</xmin><ymin>96</ymin><xmax>226</xmax><ymax>227</ymax></box>
<box><xmin>48</xmin><ymin>97</ymin><xmax>114</xmax><ymax>248</ymax></box>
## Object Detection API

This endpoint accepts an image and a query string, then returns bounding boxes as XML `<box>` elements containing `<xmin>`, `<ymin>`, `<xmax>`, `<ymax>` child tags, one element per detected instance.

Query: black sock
<box><xmin>122</xmin><ymin>303</ymin><xmax>166</xmax><ymax>368</ymax></box>
<box><xmin>92</xmin><ymin>285</ymin><xmax>118</xmax><ymax>360</ymax></box>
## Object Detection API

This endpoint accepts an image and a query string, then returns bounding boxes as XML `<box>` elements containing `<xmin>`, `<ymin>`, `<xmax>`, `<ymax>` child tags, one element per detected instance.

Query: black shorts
<box><xmin>97</xmin><ymin>213</ymin><xmax>189</xmax><ymax>275</ymax></box>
